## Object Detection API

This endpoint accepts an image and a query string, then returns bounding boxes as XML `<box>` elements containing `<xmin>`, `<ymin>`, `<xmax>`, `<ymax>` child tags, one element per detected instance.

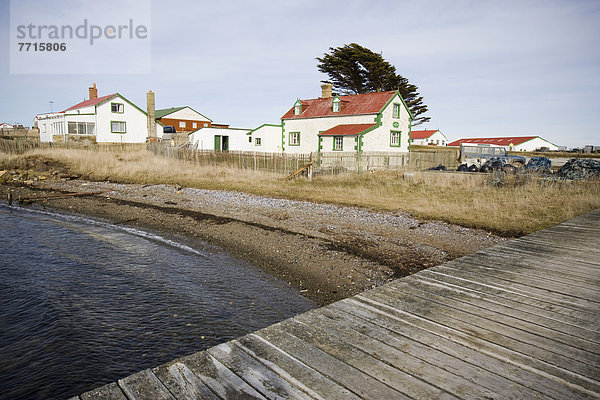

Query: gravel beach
<box><xmin>2</xmin><ymin>176</ymin><xmax>506</xmax><ymax>305</ymax></box>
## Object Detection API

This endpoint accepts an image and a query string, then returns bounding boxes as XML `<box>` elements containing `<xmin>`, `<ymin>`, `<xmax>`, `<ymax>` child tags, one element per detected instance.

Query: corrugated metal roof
<box><xmin>63</xmin><ymin>94</ymin><xmax>117</xmax><ymax>112</ymax></box>
<box><xmin>282</xmin><ymin>91</ymin><xmax>396</xmax><ymax>120</ymax></box>
<box><xmin>318</xmin><ymin>123</ymin><xmax>377</xmax><ymax>136</ymax></box>
<box><xmin>411</xmin><ymin>130</ymin><xmax>438</xmax><ymax>139</ymax></box>
<box><xmin>448</xmin><ymin>136</ymin><xmax>538</xmax><ymax>147</ymax></box>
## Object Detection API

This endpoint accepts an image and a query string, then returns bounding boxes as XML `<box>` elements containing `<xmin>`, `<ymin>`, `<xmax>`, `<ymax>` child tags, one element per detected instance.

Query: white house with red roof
<box><xmin>281</xmin><ymin>84</ymin><xmax>411</xmax><ymax>154</ymax></box>
<box><xmin>410</xmin><ymin>129</ymin><xmax>448</xmax><ymax>146</ymax></box>
<box><xmin>36</xmin><ymin>84</ymin><xmax>163</xmax><ymax>143</ymax></box>
<box><xmin>447</xmin><ymin>136</ymin><xmax>558</xmax><ymax>152</ymax></box>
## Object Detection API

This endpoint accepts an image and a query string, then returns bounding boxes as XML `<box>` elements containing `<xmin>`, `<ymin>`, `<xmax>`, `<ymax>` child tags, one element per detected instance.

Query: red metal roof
<box><xmin>282</xmin><ymin>91</ymin><xmax>396</xmax><ymax>120</ymax></box>
<box><xmin>410</xmin><ymin>130</ymin><xmax>438</xmax><ymax>139</ymax></box>
<box><xmin>447</xmin><ymin>136</ymin><xmax>538</xmax><ymax>147</ymax></box>
<box><xmin>319</xmin><ymin>123</ymin><xmax>377</xmax><ymax>136</ymax></box>
<box><xmin>63</xmin><ymin>93</ymin><xmax>117</xmax><ymax>112</ymax></box>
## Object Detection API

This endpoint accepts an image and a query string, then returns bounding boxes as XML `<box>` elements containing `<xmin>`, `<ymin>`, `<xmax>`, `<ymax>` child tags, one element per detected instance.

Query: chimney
<box><xmin>146</xmin><ymin>90</ymin><xmax>157</xmax><ymax>141</ymax></box>
<box><xmin>321</xmin><ymin>83</ymin><xmax>333</xmax><ymax>99</ymax></box>
<box><xmin>89</xmin><ymin>83</ymin><xmax>98</xmax><ymax>100</ymax></box>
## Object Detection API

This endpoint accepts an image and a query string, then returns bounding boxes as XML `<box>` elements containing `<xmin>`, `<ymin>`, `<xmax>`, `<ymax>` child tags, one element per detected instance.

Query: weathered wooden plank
<box><xmin>416</xmin><ymin>270</ymin><xmax>600</xmax><ymax>339</ymax></box>
<box><xmin>433</xmin><ymin>264</ymin><xmax>596</xmax><ymax>311</ymax></box>
<box><xmin>177</xmin><ymin>351</ymin><xmax>267</xmax><ymax>399</ymax></box>
<box><xmin>80</xmin><ymin>382</ymin><xmax>128</xmax><ymax>400</ymax></box>
<box><xmin>351</xmin><ymin>295</ymin><xmax>600</xmax><ymax>397</ymax></box>
<box><xmin>255</xmin><ymin>322</ymin><xmax>414</xmax><ymax>400</ymax></box>
<box><xmin>152</xmin><ymin>360</ymin><xmax>220</xmax><ymax>400</ymax></box>
<box><xmin>360</xmin><ymin>286</ymin><xmax>600</xmax><ymax>381</ymax></box>
<box><xmin>118</xmin><ymin>369</ymin><xmax>175</xmax><ymax>400</ymax></box>
<box><xmin>295</xmin><ymin>306</ymin><xmax>543</xmax><ymax>399</ymax></box>
<box><xmin>276</xmin><ymin>316</ymin><xmax>459</xmax><ymax>400</ymax></box>
<box><xmin>330</xmin><ymin>299</ymin><xmax>596</xmax><ymax>400</ymax></box>
<box><xmin>207</xmin><ymin>341</ymin><xmax>313</xmax><ymax>399</ymax></box>
<box><xmin>468</xmin><ymin>248</ymin><xmax>599</xmax><ymax>283</ymax></box>
<box><xmin>402</xmin><ymin>276</ymin><xmax>600</xmax><ymax>349</ymax></box>
<box><xmin>453</xmin><ymin>257</ymin><xmax>600</xmax><ymax>296</ymax></box>
<box><xmin>236</xmin><ymin>334</ymin><xmax>363</xmax><ymax>400</ymax></box>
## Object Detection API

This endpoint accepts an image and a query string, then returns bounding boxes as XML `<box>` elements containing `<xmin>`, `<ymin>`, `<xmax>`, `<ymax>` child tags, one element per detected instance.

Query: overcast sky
<box><xmin>1</xmin><ymin>0</ymin><xmax>598</xmax><ymax>147</ymax></box>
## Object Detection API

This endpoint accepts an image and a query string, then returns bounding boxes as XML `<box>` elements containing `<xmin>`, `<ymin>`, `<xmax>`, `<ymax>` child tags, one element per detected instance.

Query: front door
<box><xmin>222</xmin><ymin>135</ymin><xmax>229</xmax><ymax>151</ymax></box>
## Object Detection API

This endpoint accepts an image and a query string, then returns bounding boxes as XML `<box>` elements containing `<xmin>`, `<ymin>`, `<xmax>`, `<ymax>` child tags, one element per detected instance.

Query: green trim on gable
<box><xmin>247</xmin><ymin>123</ymin><xmax>282</xmax><ymax>135</ymax></box>
<box><xmin>379</xmin><ymin>90</ymin><xmax>413</xmax><ymax>120</ymax></box>
<box><xmin>318</xmin><ymin>135</ymin><xmax>323</xmax><ymax>153</ymax></box>
<box><xmin>155</xmin><ymin>106</ymin><xmax>213</xmax><ymax>122</ymax></box>
<box><xmin>281</xmin><ymin>121</ymin><xmax>286</xmax><ymax>151</ymax></box>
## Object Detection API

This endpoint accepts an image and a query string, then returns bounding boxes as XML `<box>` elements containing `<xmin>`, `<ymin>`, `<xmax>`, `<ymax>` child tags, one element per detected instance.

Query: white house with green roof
<box><xmin>246</xmin><ymin>124</ymin><xmax>283</xmax><ymax>152</ymax></box>
<box><xmin>280</xmin><ymin>84</ymin><xmax>411</xmax><ymax>154</ymax></box>
<box><xmin>36</xmin><ymin>85</ymin><xmax>163</xmax><ymax>143</ymax></box>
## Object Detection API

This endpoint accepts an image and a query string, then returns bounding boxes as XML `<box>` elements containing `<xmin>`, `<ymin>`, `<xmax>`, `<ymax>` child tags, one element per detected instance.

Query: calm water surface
<box><xmin>0</xmin><ymin>204</ymin><xmax>314</xmax><ymax>400</ymax></box>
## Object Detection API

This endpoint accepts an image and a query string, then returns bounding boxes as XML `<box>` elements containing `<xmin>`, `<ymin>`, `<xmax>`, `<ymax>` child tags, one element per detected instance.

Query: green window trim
<box><xmin>333</xmin><ymin>135</ymin><xmax>343</xmax><ymax>151</ymax></box>
<box><xmin>390</xmin><ymin>130</ymin><xmax>401</xmax><ymax>147</ymax></box>
<box><xmin>288</xmin><ymin>131</ymin><xmax>301</xmax><ymax>146</ymax></box>
<box><xmin>111</xmin><ymin>120</ymin><xmax>127</xmax><ymax>134</ymax></box>
<box><xmin>392</xmin><ymin>103</ymin><xmax>401</xmax><ymax>119</ymax></box>
<box><xmin>111</xmin><ymin>102</ymin><xmax>124</xmax><ymax>114</ymax></box>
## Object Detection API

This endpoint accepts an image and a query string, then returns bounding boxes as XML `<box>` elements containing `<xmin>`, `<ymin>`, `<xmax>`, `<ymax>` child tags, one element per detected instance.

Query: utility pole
<box><xmin>49</xmin><ymin>101</ymin><xmax>54</xmax><ymax>113</ymax></box>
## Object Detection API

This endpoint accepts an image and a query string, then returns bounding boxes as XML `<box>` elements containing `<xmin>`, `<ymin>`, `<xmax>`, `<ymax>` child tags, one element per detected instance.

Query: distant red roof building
<box><xmin>447</xmin><ymin>136</ymin><xmax>538</xmax><ymax>147</ymax></box>
<box><xmin>410</xmin><ymin>130</ymin><xmax>438</xmax><ymax>140</ymax></box>
<box><xmin>319</xmin><ymin>123</ymin><xmax>377</xmax><ymax>136</ymax></box>
<box><xmin>282</xmin><ymin>91</ymin><xmax>397</xmax><ymax>120</ymax></box>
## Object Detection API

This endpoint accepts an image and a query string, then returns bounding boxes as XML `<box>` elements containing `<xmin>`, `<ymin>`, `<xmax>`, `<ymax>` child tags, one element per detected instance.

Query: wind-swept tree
<box><xmin>316</xmin><ymin>43</ymin><xmax>430</xmax><ymax>126</ymax></box>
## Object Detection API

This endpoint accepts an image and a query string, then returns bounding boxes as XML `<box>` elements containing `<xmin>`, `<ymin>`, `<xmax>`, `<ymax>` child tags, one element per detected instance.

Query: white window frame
<box><xmin>390</xmin><ymin>130</ymin><xmax>401</xmax><ymax>146</ymax></box>
<box><xmin>333</xmin><ymin>136</ymin><xmax>343</xmax><ymax>151</ymax></box>
<box><xmin>255</xmin><ymin>137</ymin><xmax>262</xmax><ymax>146</ymax></box>
<box><xmin>294</xmin><ymin>104</ymin><xmax>301</xmax><ymax>115</ymax></box>
<box><xmin>332</xmin><ymin>99</ymin><xmax>341</xmax><ymax>112</ymax></box>
<box><xmin>289</xmin><ymin>131</ymin><xmax>300</xmax><ymax>146</ymax></box>
<box><xmin>179</xmin><ymin>121</ymin><xmax>186</xmax><ymax>128</ymax></box>
<box><xmin>392</xmin><ymin>103</ymin><xmax>400</xmax><ymax>118</ymax></box>
<box><xmin>192</xmin><ymin>122</ymin><xmax>197</xmax><ymax>129</ymax></box>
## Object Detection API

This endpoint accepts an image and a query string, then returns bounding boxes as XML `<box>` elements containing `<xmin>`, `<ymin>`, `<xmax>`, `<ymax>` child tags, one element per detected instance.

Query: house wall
<box><xmin>412</xmin><ymin>131</ymin><xmax>448</xmax><ymax>146</ymax></box>
<box><xmin>159</xmin><ymin>118</ymin><xmax>211</xmax><ymax>132</ymax></box>
<box><xmin>282</xmin><ymin>93</ymin><xmax>410</xmax><ymax>154</ymax></box>
<box><xmin>319</xmin><ymin>135</ymin><xmax>358</xmax><ymax>152</ymax></box>
<box><xmin>247</xmin><ymin>124</ymin><xmax>282</xmax><ymax>153</ymax></box>
<box><xmin>189</xmin><ymin>127</ymin><xmax>251</xmax><ymax>151</ymax></box>
<box><xmin>283</xmin><ymin>114</ymin><xmax>375</xmax><ymax>154</ymax></box>
<box><xmin>95</xmin><ymin>96</ymin><xmax>149</xmax><ymax>143</ymax></box>
<box><xmin>513</xmin><ymin>137</ymin><xmax>558</xmax><ymax>152</ymax></box>
<box><xmin>362</xmin><ymin>93</ymin><xmax>410</xmax><ymax>152</ymax></box>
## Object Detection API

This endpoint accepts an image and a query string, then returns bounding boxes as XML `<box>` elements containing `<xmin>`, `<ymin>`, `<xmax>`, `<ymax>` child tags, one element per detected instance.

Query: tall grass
<box><xmin>3</xmin><ymin>149</ymin><xmax>599</xmax><ymax>236</ymax></box>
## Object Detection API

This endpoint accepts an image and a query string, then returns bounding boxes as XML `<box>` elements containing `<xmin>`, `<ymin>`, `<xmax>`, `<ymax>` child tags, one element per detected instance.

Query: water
<box><xmin>0</xmin><ymin>204</ymin><xmax>314</xmax><ymax>400</ymax></box>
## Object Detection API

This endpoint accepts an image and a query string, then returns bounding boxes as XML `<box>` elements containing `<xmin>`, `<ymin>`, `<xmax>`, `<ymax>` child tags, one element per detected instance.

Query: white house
<box><xmin>281</xmin><ymin>84</ymin><xmax>411</xmax><ymax>154</ymax></box>
<box><xmin>246</xmin><ymin>124</ymin><xmax>283</xmax><ymax>153</ymax></box>
<box><xmin>448</xmin><ymin>136</ymin><xmax>559</xmax><ymax>152</ymax></box>
<box><xmin>0</xmin><ymin>123</ymin><xmax>14</xmax><ymax>129</ymax></box>
<box><xmin>188</xmin><ymin>127</ymin><xmax>251</xmax><ymax>151</ymax></box>
<box><xmin>410</xmin><ymin>130</ymin><xmax>448</xmax><ymax>146</ymax></box>
<box><xmin>36</xmin><ymin>84</ymin><xmax>163</xmax><ymax>144</ymax></box>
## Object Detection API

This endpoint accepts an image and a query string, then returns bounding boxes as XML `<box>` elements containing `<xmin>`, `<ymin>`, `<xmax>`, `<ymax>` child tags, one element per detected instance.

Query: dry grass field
<box><xmin>2</xmin><ymin>148</ymin><xmax>599</xmax><ymax>236</ymax></box>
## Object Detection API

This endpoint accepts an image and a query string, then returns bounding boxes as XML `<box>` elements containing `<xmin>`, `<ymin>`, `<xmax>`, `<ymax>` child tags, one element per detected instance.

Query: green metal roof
<box><xmin>155</xmin><ymin>107</ymin><xmax>186</xmax><ymax>119</ymax></box>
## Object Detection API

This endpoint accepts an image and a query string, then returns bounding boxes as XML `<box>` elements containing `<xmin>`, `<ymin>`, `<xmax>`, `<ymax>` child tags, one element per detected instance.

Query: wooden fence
<box><xmin>1</xmin><ymin>138</ymin><xmax>461</xmax><ymax>174</ymax></box>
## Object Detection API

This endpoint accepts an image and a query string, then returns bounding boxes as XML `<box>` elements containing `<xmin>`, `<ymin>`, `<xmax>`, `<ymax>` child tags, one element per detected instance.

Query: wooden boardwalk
<box><xmin>72</xmin><ymin>209</ymin><xmax>600</xmax><ymax>400</ymax></box>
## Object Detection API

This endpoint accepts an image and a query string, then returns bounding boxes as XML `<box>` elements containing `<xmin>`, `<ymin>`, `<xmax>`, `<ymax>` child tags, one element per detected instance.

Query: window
<box><xmin>332</xmin><ymin>99</ymin><xmax>341</xmax><ymax>112</ymax></box>
<box><xmin>204</xmin><ymin>123</ymin><xmax>208</xmax><ymax>127</ymax></box>
<box><xmin>436</xmin><ymin>139</ymin><xmax>440</xmax><ymax>145</ymax></box>
<box><xmin>333</xmin><ymin>136</ymin><xmax>343</xmax><ymax>150</ymax></box>
<box><xmin>192</xmin><ymin>122</ymin><xmax>197</xmax><ymax>129</ymax></box>
<box><xmin>248</xmin><ymin>137</ymin><xmax>252</xmax><ymax>143</ymax></box>
<box><xmin>392</xmin><ymin>103</ymin><xmax>400</xmax><ymax>118</ymax></box>
<box><xmin>255</xmin><ymin>138</ymin><xmax>262</xmax><ymax>146</ymax></box>
<box><xmin>179</xmin><ymin>121</ymin><xmax>186</xmax><ymax>128</ymax></box>
<box><xmin>289</xmin><ymin>132</ymin><xmax>300</xmax><ymax>146</ymax></box>
<box><xmin>111</xmin><ymin>121</ymin><xmax>126</xmax><ymax>133</ymax></box>
<box><xmin>111</xmin><ymin>103</ymin><xmax>124</xmax><ymax>113</ymax></box>
<box><xmin>390</xmin><ymin>131</ymin><xmax>401</xmax><ymax>147</ymax></box>
<box><xmin>67</xmin><ymin>121</ymin><xmax>95</xmax><ymax>135</ymax></box>
<box><xmin>294</xmin><ymin>104</ymin><xmax>301</xmax><ymax>115</ymax></box>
